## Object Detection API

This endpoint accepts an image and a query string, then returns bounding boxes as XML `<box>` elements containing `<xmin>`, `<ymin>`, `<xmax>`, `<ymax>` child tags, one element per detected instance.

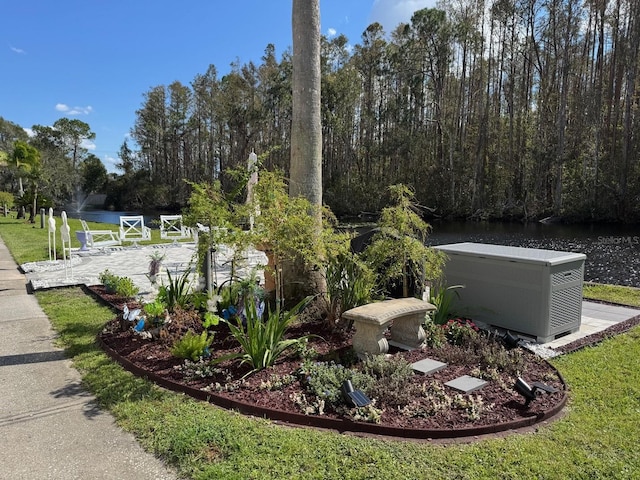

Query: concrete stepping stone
<box><xmin>445</xmin><ymin>375</ymin><xmax>487</xmax><ymax>394</ymax></box>
<box><xmin>411</xmin><ymin>358</ymin><xmax>448</xmax><ymax>375</ymax></box>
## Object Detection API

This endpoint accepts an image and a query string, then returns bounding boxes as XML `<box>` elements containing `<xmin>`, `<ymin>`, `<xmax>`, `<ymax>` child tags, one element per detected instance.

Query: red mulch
<box><xmin>90</xmin><ymin>285</ymin><xmax>566</xmax><ymax>434</ymax></box>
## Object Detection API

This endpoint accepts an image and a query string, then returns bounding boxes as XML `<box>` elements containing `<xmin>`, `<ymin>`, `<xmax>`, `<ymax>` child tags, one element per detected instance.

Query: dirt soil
<box><xmin>92</xmin><ymin>285</ymin><xmax>567</xmax><ymax>434</ymax></box>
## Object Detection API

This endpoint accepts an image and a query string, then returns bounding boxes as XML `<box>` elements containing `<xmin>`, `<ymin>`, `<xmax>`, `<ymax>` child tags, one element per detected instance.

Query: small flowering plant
<box><xmin>442</xmin><ymin>318</ymin><xmax>480</xmax><ymax>346</ymax></box>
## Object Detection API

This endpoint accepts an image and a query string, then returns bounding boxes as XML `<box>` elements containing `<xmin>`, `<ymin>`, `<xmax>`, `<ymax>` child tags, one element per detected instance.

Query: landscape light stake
<box><xmin>341</xmin><ymin>380</ymin><xmax>372</xmax><ymax>408</ymax></box>
<box><xmin>514</xmin><ymin>377</ymin><xmax>558</xmax><ymax>408</ymax></box>
<box><xmin>503</xmin><ymin>331</ymin><xmax>521</xmax><ymax>349</ymax></box>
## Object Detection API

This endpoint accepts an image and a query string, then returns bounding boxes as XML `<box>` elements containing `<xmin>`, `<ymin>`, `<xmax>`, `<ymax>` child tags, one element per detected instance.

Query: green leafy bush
<box><xmin>423</xmin><ymin>320</ymin><xmax>446</xmax><ymax>347</ymax></box>
<box><xmin>434</xmin><ymin>330</ymin><xmax>525</xmax><ymax>376</ymax></box>
<box><xmin>170</xmin><ymin>330</ymin><xmax>213</xmax><ymax>361</ymax></box>
<box><xmin>0</xmin><ymin>191</ymin><xmax>14</xmax><ymax>209</ymax></box>
<box><xmin>143</xmin><ymin>300</ymin><xmax>167</xmax><ymax>327</ymax></box>
<box><xmin>442</xmin><ymin>318</ymin><xmax>479</xmax><ymax>345</ymax></box>
<box><xmin>202</xmin><ymin>311</ymin><xmax>220</xmax><ymax>329</ymax></box>
<box><xmin>360</xmin><ymin>355</ymin><xmax>419</xmax><ymax>407</ymax></box>
<box><xmin>98</xmin><ymin>269</ymin><xmax>139</xmax><ymax>297</ymax></box>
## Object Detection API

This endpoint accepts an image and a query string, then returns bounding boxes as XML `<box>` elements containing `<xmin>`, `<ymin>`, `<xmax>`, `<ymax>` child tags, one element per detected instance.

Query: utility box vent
<box><xmin>435</xmin><ymin>243</ymin><xmax>586</xmax><ymax>343</ymax></box>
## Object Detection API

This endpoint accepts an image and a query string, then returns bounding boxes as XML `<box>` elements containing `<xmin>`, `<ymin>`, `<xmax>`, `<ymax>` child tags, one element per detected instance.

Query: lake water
<box><xmin>64</xmin><ymin>209</ymin><xmax>160</xmax><ymax>228</ymax></box>
<box><xmin>358</xmin><ymin>220</ymin><xmax>640</xmax><ymax>287</ymax></box>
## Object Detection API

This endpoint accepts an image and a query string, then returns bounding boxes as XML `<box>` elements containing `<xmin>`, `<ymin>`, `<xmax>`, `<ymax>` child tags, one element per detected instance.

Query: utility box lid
<box><xmin>436</xmin><ymin>242</ymin><xmax>586</xmax><ymax>267</ymax></box>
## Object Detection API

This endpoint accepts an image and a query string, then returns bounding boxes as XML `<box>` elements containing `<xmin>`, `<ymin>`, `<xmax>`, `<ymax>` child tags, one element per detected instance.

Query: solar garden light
<box><xmin>514</xmin><ymin>377</ymin><xmax>558</xmax><ymax>408</ymax></box>
<box><xmin>342</xmin><ymin>380</ymin><xmax>372</xmax><ymax>408</ymax></box>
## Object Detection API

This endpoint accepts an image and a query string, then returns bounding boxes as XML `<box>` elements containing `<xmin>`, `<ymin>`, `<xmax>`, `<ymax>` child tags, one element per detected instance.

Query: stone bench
<box><xmin>342</xmin><ymin>297</ymin><xmax>436</xmax><ymax>358</ymax></box>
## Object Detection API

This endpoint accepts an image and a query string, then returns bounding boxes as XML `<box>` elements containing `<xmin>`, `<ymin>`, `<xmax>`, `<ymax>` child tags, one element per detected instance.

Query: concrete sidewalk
<box><xmin>0</xmin><ymin>238</ymin><xmax>178</xmax><ymax>479</ymax></box>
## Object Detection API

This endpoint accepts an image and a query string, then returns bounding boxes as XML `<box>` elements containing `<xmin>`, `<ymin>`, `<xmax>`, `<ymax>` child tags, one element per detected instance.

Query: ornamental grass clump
<box><xmin>324</xmin><ymin>252</ymin><xmax>375</xmax><ymax>329</ymax></box>
<box><xmin>217</xmin><ymin>296</ymin><xmax>313</xmax><ymax>375</ymax></box>
<box><xmin>158</xmin><ymin>268</ymin><xmax>192</xmax><ymax>311</ymax></box>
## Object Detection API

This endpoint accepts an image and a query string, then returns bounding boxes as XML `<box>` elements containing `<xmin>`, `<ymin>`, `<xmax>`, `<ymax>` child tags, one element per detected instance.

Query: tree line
<box><xmin>2</xmin><ymin>1</ymin><xmax>639</xmax><ymax>222</ymax></box>
<box><xmin>130</xmin><ymin>1</ymin><xmax>640</xmax><ymax>222</ymax></box>
<box><xmin>0</xmin><ymin>117</ymin><xmax>107</xmax><ymax>220</ymax></box>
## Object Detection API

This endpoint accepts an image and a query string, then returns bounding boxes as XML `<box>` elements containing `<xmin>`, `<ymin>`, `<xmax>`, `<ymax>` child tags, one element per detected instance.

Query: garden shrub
<box><xmin>143</xmin><ymin>300</ymin><xmax>167</xmax><ymax>327</ymax></box>
<box><xmin>423</xmin><ymin>319</ymin><xmax>446</xmax><ymax>347</ymax></box>
<box><xmin>171</xmin><ymin>330</ymin><xmax>213</xmax><ymax>361</ymax></box>
<box><xmin>433</xmin><ymin>328</ymin><xmax>526</xmax><ymax>376</ymax></box>
<box><xmin>98</xmin><ymin>269</ymin><xmax>139</xmax><ymax>297</ymax></box>
<box><xmin>467</xmin><ymin>333</ymin><xmax>526</xmax><ymax>375</ymax></box>
<box><xmin>363</xmin><ymin>184</ymin><xmax>445</xmax><ymax>298</ymax></box>
<box><xmin>442</xmin><ymin>318</ymin><xmax>479</xmax><ymax>345</ymax></box>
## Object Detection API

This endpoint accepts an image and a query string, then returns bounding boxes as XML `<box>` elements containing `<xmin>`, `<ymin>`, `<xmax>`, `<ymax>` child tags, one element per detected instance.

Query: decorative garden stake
<box><xmin>514</xmin><ymin>377</ymin><xmax>558</xmax><ymax>408</ymax></box>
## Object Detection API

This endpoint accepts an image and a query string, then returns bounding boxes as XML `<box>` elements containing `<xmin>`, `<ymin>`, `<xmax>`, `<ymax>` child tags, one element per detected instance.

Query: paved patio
<box><xmin>21</xmin><ymin>241</ymin><xmax>267</xmax><ymax>302</ymax></box>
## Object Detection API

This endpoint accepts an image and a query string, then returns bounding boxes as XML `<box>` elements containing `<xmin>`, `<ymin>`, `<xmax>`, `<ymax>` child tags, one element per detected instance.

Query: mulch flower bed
<box><xmin>90</xmin><ymin>285</ymin><xmax>568</xmax><ymax>439</ymax></box>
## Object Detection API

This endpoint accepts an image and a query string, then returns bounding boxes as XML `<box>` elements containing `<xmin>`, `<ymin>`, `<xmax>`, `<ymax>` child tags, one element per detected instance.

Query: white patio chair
<box><xmin>159</xmin><ymin>214</ymin><xmax>192</xmax><ymax>245</ymax></box>
<box><xmin>119</xmin><ymin>215</ymin><xmax>151</xmax><ymax>246</ymax></box>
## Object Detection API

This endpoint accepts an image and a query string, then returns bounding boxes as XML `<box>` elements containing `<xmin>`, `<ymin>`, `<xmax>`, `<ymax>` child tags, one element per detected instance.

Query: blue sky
<box><xmin>2</xmin><ymin>0</ymin><xmax>435</xmax><ymax>173</ymax></box>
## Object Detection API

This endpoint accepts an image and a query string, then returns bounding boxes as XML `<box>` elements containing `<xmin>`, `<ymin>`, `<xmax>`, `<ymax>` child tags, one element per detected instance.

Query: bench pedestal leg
<box><xmin>390</xmin><ymin>313</ymin><xmax>426</xmax><ymax>349</ymax></box>
<box><xmin>353</xmin><ymin>321</ymin><xmax>389</xmax><ymax>358</ymax></box>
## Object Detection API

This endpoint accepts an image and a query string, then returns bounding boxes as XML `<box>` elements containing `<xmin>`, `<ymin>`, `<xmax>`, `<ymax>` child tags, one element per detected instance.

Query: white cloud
<box><xmin>24</xmin><ymin>127</ymin><xmax>34</xmax><ymax>137</ymax></box>
<box><xmin>81</xmin><ymin>139</ymin><xmax>96</xmax><ymax>151</ymax></box>
<box><xmin>55</xmin><ymin>103</ymin><xmax>93</xmax><ymax>115</ymax></box>
<box><xmin>103</xmin><ymin>155</ymin><xmax>119</xmax><ymax>173</ymax></box>
<box><xmin>10</xmin><ymin>45</ymin><xmax>26</xmax><ymax>54</ymax></box>
<box><xmin>327</xmin><ymin>27</ymin><xmax>337</xmax><ymax>37</ymax></box>
<box><xmin>368</xmin><ymin>0</ymin><xmax>437</xmax><ymax>34</ymax></box>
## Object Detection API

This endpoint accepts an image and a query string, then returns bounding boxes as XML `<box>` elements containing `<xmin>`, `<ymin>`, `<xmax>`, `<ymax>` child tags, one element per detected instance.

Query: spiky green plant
<box><xmin>217</xmin><ymin>296</ymin><xmax>313</xmax><ymax>375</ymax></box>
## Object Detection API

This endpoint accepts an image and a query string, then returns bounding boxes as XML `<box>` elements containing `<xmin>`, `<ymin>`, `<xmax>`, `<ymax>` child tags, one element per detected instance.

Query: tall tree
<box><xmin>10</xmin><ymin>140</ymin><xmax>41</xmax><ymax>220</ymax></box>
<box><xmin>290</xmin><ymin>0</ymin><xmax>325</xmax><ymax>301</ymax></box>
<box><xmin>80</xmin><ymin>154</ymin><xmax>108</xmax><ymax>194</ymax></box>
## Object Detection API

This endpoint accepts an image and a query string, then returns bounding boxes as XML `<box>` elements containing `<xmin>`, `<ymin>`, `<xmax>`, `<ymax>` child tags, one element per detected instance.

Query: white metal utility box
<box><xmin>435</xmin><ymin>242</ymin><xmax>586</xmax><ymax>343</ymax></box>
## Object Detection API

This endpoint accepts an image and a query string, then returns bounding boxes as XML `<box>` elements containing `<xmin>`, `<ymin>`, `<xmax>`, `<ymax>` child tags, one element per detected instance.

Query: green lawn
<box><xmin>0</xmin><ymin>215</ymin><xmax>176</xmax><ymax>264</ymax></box>
<box><xmin>2</xmin><ymin>216</ymin><xmax>640</xmax><ymax>479</ymax></box>
<box><xmin>583</xmin><ymin>282</ymin><xmax>640</xmax><ymax>308</ymax></box>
